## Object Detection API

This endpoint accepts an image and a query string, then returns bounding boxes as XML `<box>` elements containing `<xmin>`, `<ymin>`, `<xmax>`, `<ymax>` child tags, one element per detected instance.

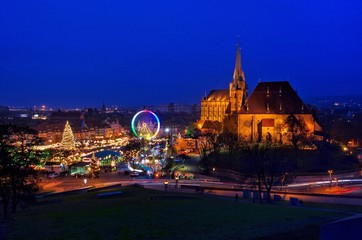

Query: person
<box><xmin>235</xmin><ymin>193</ymin><xmax>239</xmax><ymax>202</ymax></box>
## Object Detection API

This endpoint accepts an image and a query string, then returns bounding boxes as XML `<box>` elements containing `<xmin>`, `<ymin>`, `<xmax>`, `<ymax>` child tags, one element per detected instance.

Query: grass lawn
<box><xmin>4</xmin><ymin>185</ymin><xmax>350</xmax><ymax>240</ymax></box>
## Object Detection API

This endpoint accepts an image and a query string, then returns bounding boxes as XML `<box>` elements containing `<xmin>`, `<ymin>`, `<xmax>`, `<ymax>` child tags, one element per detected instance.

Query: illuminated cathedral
<box><xmin>199</xmin><ymin>44</ymin><xmax>322</xmax><ymax>143</ymax></box>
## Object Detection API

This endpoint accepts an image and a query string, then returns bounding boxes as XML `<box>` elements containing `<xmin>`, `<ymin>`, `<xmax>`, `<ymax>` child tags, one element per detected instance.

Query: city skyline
<box><xmin>1</xmin><ymin>1</ymin><xmax>362</xmax><ymax>108</ymax></box>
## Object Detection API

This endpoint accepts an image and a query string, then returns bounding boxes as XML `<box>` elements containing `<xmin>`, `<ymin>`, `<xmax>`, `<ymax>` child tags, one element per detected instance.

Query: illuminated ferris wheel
<box><xmin>131</xmin><ymin>110</ymin><xmax>160</xmax><ymax>140</ymax></box>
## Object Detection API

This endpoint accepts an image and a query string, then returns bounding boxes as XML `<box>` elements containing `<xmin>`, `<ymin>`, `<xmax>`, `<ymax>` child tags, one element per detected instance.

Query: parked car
<box><xmin>130</xmin><ymin>171</ymin><xmax>139</xmax><ymax>177</ymax></box>
<box><xmin>47</xmin><ymin>172</ymin><xmax>60</xmax><ymax>178</ymax></box>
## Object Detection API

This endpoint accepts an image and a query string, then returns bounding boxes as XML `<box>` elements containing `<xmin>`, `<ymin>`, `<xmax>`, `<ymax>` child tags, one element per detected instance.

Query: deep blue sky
<box><xmin>1</xmin><ymin>1</ymin><xmax>362</xmax><ymax>108</ymax></box>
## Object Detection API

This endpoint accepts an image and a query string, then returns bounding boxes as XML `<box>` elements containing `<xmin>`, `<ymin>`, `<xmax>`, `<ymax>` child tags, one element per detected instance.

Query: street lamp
<box><xmin>164</xmin><ymin>181</ymin><xmax>169</xmax><ymax>191</ymax></box>
<box><xmin>328</xmin><ymin>169</ymin><xmax>333</xmax><ymax>187</ymax></box>
<box><xmin>165</xmin><ymin>128</ymin><xmax>171</xmax><ymax>141</ymax></box>
<box><xmin>164</xmin><ymin>127</ymin><xmax>171</xmax><ymax>155</ymax></box>
<box><xmin>281</xmin><ymin>173</ymin><xmax>288</xmax><ymax>191</ymax></box>
<box><xmin>212</xmin><ymin>167</ymin><xmax>216</xmax><ymax>186</ymax></box>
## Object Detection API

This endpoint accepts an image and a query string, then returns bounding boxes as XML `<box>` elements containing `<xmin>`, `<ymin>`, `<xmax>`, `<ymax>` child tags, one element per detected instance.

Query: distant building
<box><xmin>50</xmin><ymin>111</ymin><xmax>84</xmax><ymax>121</ymax></box>
<box><xmin>36</xmin><ymin>110</ymin><xmax>124</xmax><ymax>143</ymax></box>
<box><xmin>168</xmin><ymin>103</ymin><xmax>175</xmax><ymax>114</ymax></box>
<box><xmin>146</xmin><ymin>104</ymin><xmax>200</xmax><ymax>114</ymax></box>
<box><xmin>199</xmin><ymin>44</ymin><xmax>322</xmax><ymax>143</ymax></box>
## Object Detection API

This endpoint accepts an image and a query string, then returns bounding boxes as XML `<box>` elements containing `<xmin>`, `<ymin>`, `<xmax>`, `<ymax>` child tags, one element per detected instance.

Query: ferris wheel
<box><xmin>131</xmin><ymin>110</ymin><xmax>160</xmax><ymax>140</ymax></box>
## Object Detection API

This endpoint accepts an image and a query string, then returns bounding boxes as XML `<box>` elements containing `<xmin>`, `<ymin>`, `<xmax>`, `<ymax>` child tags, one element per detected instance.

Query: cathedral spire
<box><xmin>229</xmin><ymin>39</ymin><xmax>248</xmax><ymax>112</ymax></box>
<box><xmin>232</xmin><ymin>41</ymin><xmax>245</xmax><ymax>85</ymax></box>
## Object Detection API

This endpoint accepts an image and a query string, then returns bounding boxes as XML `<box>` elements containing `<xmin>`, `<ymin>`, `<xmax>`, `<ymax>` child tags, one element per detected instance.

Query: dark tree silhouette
<box><xmin>0</xmin><ymin>125</ymin><xmax>41</xmax><ymax>219</ymax></box>
<box><xmin>243</xmin><ymin>142</ymin><xmax>291</xmax><ymax>203</ymax></box>
<box><xmin>198</xmin><ymin>132</ymin><xmax>218</xmax><ymax>171</ymax></box>
<box><xmin>284</xmin><ymin>114</ymin><xmax>309</xmax><ymax>154</ymax></box>
<box><xmin>217</xmin><ymin>132</ymin><xmax>239</xmax><ymax>157</ymax></box>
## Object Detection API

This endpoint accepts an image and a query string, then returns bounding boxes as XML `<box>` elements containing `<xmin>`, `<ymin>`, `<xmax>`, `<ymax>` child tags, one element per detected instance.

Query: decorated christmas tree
<box><xmin>90</xmin><ymin>152</ymin><xmax>100</xmax><ymax>178</ymax></box>
<box><xmin>61</xmin><ymin>121</ymin><xmax>75</xmax><ymax>150</ymax></box>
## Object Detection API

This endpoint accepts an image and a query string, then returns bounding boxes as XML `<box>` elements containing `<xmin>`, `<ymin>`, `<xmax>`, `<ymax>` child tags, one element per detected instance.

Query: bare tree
<box><xmin>243</xmin><ymin>142</ymin><xmax>291</xmax><ymax>203</ymax></box>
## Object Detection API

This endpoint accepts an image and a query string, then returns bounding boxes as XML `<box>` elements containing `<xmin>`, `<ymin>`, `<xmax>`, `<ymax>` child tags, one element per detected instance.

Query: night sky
<box><xmin>1</xmin><ymin>1</ymin><xmax>362</xmax><ymax>108</ymax></box>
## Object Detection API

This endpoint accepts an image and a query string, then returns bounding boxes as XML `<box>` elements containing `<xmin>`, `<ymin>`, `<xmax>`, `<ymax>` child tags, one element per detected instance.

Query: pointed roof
<box><xmin>232</xmin><ymin>43</ymin><xmax>245</xmax><ymax>85</ymax></box>
<box><xmin>240</xmin><ymin>81</ymin><xmax>310</xmax><ymax>114</ymax></box>
<box><xmin>204</xmin><ymin>89</ymin><xmax>229</xmax><ymax>101</ymax></box>
<box><xmin>201</xmin><ymin>120</ymin><xmax>222</xmax><ymax>131</ymax></box>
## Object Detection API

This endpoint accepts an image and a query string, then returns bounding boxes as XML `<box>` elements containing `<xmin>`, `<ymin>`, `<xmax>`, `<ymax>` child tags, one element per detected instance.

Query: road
<box><xmin>39</xmin><ymin>169</ymin><xmax>362</xmax><ymax>207</ymax></box>
<box><xmin>39</xmin><ymin>170</ymin><xmax>214</xmax><ymax>193</ymax></box>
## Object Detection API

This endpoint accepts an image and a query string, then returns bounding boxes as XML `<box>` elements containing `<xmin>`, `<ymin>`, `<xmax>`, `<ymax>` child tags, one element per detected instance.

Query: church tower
<box><xmin>229</xmin><ymin>43</ymin><xmax>247</xmax><ymax>113</ymax></box>
<box><xmin>199</xmin><ymin>43</ymin><xmax>248</xmax><ymax>132</ymax></box>
<box><xmin>200</xmin><ymin>42</ymin><xmax>321</xmax><ymax>142</ymax></box>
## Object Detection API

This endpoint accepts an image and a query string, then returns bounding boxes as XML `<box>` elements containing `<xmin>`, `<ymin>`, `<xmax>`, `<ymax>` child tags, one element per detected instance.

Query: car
<box><xmin>47</xmin><ymin>172</ymin><xmax>60</xmax><ymax>178</ymax></box>
<box><xmin>130</xmin><ymin>171</ymin><xmax>139</xmax><ymax>177</ymax></box>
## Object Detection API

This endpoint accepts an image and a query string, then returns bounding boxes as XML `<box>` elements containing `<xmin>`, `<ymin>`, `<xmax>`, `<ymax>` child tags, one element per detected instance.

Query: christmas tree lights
<box><xmin>61</xmin><ymin>121</ymin><xmax>75</xmax><ymax>150</ymax></box>
<box><xmin>90</xmin><ymin>152</ymin><xmax>100</xmax><ymax>178</ymax></box>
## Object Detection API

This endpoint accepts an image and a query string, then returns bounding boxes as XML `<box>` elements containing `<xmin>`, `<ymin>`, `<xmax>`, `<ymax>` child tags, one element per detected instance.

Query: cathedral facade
<box><xmin>200</xmin><ymin>44</ymin><xmax>247</xmax><ymax>124</ymax></box>
<box><xmin>200</xmin><ymin>45</ymin><xmax>321</xmax><ymax>143</ymax></box>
